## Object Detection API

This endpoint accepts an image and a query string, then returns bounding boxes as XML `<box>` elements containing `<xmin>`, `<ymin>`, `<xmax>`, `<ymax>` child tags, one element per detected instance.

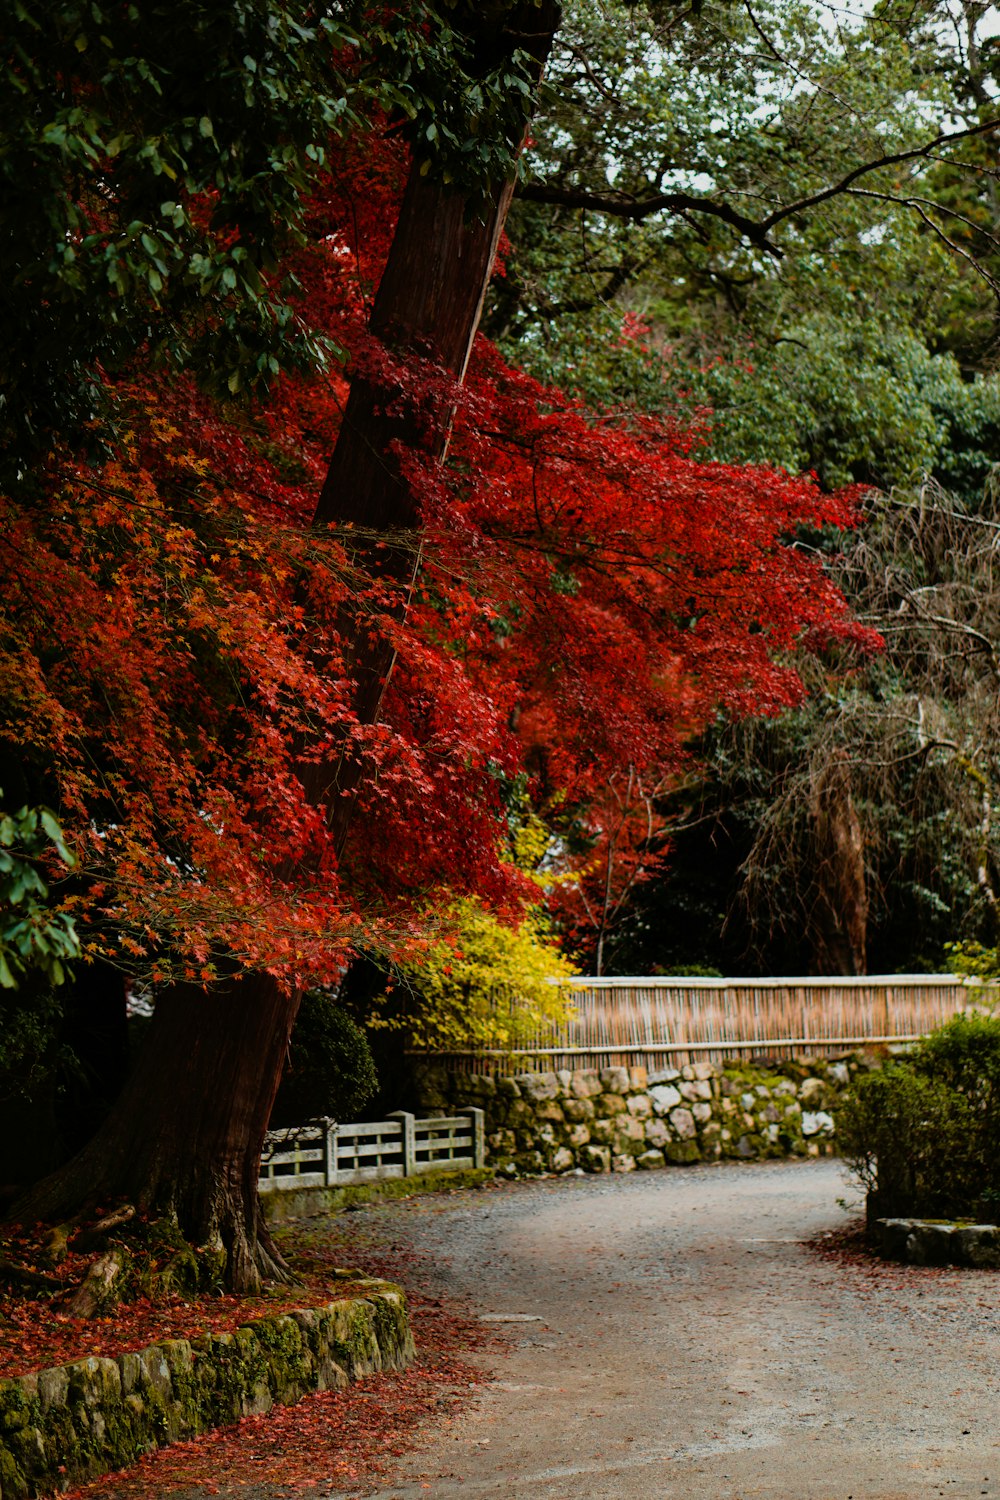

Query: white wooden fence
<box><xmin>258</xmin><ymin>1108</ymin><xmax>486</xmax><ymax>1193</ymax></box>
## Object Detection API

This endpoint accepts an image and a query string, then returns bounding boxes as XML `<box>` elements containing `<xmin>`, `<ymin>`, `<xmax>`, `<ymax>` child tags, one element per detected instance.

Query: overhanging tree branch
<box><xmin>517</xmin><ymin>114</ymin><xmax>1000</xmax><ymax>258</ymax></box>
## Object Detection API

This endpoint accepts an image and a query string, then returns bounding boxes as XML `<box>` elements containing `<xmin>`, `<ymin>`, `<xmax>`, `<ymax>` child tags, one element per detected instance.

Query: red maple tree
<box><xmin>6</xmin><ymin>92</ymin><xmax>877</xmax><ymax>1283</ymax></box>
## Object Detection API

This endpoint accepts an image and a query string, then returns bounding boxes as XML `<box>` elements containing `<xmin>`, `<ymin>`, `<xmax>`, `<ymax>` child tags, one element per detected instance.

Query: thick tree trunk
<box><xmin>14</xmin><ymin>4</ymin><xmax>562</xmax><ymax>1289</ymax></box>
<box><xmin>304</xmin><ymin>166</ymin><xmax>526</xmax><ymax>847</ymax></box>
<box><xmin>16</xmin><ymin>975</ymin><xmax>294</xmax><ymax>1291</ymax></box>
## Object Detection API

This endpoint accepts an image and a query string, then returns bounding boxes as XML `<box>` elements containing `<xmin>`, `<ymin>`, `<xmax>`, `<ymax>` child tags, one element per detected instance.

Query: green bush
<box><xmin>839</xmin><ymin>1014</ymin><xmax>1000</xmax><ymax>1218</ymax></box>
<box><xmin>269</xmin><ymin>991</ymin><xmax>378</xmax><ymax>1128</ymax></box>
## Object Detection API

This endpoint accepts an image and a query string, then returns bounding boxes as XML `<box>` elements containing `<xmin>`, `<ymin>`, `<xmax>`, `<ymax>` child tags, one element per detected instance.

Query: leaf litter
<box><xmin>43</xmin><ymin>1192</ymin><xmax>508</xmax><ymax>1498</ymax></box>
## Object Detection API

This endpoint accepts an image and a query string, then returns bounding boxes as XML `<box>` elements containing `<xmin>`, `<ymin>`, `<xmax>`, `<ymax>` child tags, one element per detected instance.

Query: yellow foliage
<box><xmin>385</xmin><ymin>897</ymin><xmax>577</xmax><ymax>1052</ymax></box>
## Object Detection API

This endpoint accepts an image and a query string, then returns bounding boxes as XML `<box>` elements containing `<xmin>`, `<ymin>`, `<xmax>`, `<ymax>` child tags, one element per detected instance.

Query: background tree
<box><xmin>614</xmin><ymin>482</ymin><xmax>1000</xmax><ymax>976</ymax></box>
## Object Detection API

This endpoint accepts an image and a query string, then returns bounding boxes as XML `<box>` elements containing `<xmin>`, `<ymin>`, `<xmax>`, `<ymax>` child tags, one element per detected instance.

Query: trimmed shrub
<box><xmin>840</xmin><ymin>1014</ymin><xmax>1000</xmax><ymax>1218</ymax></box>
<box><xmin>270</xmin><ymin>992</ymin><xmax>378</xmax><ymax>1128</ymax></box>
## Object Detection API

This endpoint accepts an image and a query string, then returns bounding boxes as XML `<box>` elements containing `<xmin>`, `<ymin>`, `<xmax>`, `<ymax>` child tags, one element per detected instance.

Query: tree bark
<box><xmin>12</xmin><ymin>4</ymin><xmax>562</xmax><ymax>1290</ymax></box>
<box><xmin>810</xmin><ymin>753</ymin><xmax>868</xmax><ymax>976</ymax></box>
<box><xmin>16</xmin><ymin>975</ymin><xmax>294</xmax><ymax>1290</ymax></box>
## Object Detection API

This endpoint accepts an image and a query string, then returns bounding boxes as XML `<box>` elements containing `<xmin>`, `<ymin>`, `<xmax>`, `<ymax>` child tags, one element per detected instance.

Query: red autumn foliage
<box><xmin>1</xmin><ymin>124</ymin><xmax>879</xmax><ymax>989</ymax></box>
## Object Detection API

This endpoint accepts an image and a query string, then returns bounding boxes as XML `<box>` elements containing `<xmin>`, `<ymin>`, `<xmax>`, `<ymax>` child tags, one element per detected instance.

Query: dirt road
<box><xmin>341</xmin><ymin>1159</ymin><xmax>1000</xmax><ymax>1500</ymax></box>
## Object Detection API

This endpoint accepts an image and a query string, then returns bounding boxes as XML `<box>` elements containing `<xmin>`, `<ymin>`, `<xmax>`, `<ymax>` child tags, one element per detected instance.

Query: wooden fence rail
<box><xmin>408</xmin><ymin>974</ymin><xmax>982</xmax><ymax>1074</ymax></box>
<box><xmin>258</xmin><ymin>1109</ymin><xmax>486</xmax><ymax>1193</ymax></box>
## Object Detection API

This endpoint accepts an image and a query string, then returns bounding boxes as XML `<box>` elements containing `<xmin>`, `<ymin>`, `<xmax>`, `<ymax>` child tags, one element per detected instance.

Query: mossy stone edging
<box><xmin>874</xmin><ymin>1216</ymin><xmax>1000</xmax><ymax>1268</ymax></box>
<box><xmin>0</xmin><ymin>1277</ymin><xmax>414</xmax><ymax>1499</ymax></box>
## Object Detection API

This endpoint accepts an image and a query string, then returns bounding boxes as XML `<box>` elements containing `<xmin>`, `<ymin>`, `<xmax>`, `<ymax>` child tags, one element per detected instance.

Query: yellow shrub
<box><xmin>387</xmin><ymin>897</ymin><xmax>577</xmax><ymax>1052</ymax></box>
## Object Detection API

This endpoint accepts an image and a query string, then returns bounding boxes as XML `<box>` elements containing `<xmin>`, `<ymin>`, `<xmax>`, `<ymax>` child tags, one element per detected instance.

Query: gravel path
<box><xmin>338</xmin><ymin>1159</ymin><xmax>1000</xmax><ymax>1500</ymax></box>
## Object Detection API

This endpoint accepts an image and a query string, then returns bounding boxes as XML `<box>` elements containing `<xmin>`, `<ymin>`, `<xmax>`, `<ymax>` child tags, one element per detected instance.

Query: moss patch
<box><xmin>260</xmin><ymin>1166</ymin><xmax>493</xmax><ymax>1222</ymax></box>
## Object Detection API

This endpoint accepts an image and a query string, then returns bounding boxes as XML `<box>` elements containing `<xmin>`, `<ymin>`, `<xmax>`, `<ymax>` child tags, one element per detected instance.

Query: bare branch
<box><xmin>517</xmin><ymin>116</ymin><xmax>1000</xmax><ymax>262</ymax></box>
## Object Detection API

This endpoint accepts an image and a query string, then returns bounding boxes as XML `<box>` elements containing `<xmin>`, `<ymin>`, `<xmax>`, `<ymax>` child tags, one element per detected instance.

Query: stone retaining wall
<box><xmin>0</xmin><ymin>1278</ymin><xmax>413</xmax><ymax>1499</ymax></box>
<box><xmin>415</xmin><ymin>1054</ymin><xmax>876</xmax><ymax>1175</ymax></box>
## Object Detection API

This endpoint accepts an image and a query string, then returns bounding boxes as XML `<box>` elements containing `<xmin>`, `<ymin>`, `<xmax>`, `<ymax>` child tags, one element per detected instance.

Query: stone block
<box><xmin>801</xmin><ymin>1110</ymin><xmax>835</xmax><ymax>1138</ymax></box>
<box><xmin>648</xmin><ymin>1067</ymin><xmax>681</xmax><ymax>1085</ymax></box>
<box><xmin>827</xmin><ymin>1062</ymin><xmax>851</xmax><ymax>1087</ymax></box>
<box><xmin>626</xmin><ymin>1095</ymin><xmax>653</xmax><ymax>1119</ymax></box>
<box><xmin>496</xmin><ymin>1076</ymin><xmax>522</xmax><ymax>1099</ymax></box>
<box><xmin>772</xmin><ymin>1078</ymin><xmax>796</xmax><ymax>1097</ymax></box>
<box><xmin>599</xmin><ymin>1066</ymin><xmax>630</xmax><ymax>1094</ymax></box>
<box><xmin>680</xmin><ymin>1066</ymin><xmax>695</xmax><ymax>1081</ymax></box>
<box><xmin>644</xmin><ymin>1119</ymin><xmax>670</xmax><ymax>1149</ymax></box>
<box><xmin>515</xmin><ymin>1072</ymin><xmax>560</xmax><ymax>1103</ymax></box>
<box><xmin>612</xmin><ymin>1117</ymin><xmax>645</xmax><ymax>1146</ymax></box>
<box><xmin>956</xmin><ymin>1226</ymin><xmax>1000</xmax><ymax>1269</ymax></box>
<box><xmin>612</xmin><ymin>1153</ymin><xmax>637</xmax><ymax>1173</ymax></box>
<box><xmin>118</xmin><ymin>1353</ymin><xmax>144</xmax><ymax>1397</ymax></box>
<box><xmin>589</xmin><ymin>1119</ymin><xmax>613</xmax><ymax>1144</ymax></box>
<box><xmin>515</xmin><ymin>1150</ymin><xmax>546</xmax><ymax>1175</ymax></box>
<box><xmin>680</xmin><ymin>1080</ymin><xmax>713</xmax><ymax>1103</ymax></box>
<box><xmin>761</xmin><ymin>1104</ymin><xmax>781</xmax><ymax>1124</ymax></box>
<box><xmin>570</xmin><ymin>1069</ymin><xmax>603</xmax><ymax>1099</ymax></box>
<box><xmin>556</xmin><ymin>1069</ymin><xmax>573</xmax><ymax>1095</ymax></box>
<box><xmin>669</xmin><ymin>1107</ymin><xmax>697</xmax><ymax>1140</ymax></box>
<box><xmin>567</xmin><ymin>1123</ymin><xmax>591</xmax><ymax>1147</ymax></box>
<box><xmin>692</xmin><ymin>1102</ymin><xmax>713</xmax><ymax>1125</ymax></box>
<box><xmin>664</xmin><ymin>1140</ymin><xmax>701</xmax><ymax>1165</ymax></box>
<box><xmin>563</xmin><ymin>1097</ymin><xmax>595</xmax><ymax>1123</ymax></box>
<box><xmin>629</xmin><ymin>1066</ymin><xmax>649</xmax><ymax>1091</ymax></box>
<box><xmin>649</xmin><ymin>1084</ymin><xmax>682</xmax><ymax>1115</ymax></box>
<box><xmin>68</xmin><ymin>1356</ymin><xmax>123</xmax><ymax>1409</ymax></box>
<box><xmin>533</xmin><ymin>1100</ymin><xmax>567</xmax><ymax>1125</ymax></box>
<box><xmin>36</xmin><ymin>1368</ymin><xmax>69</xmax><ymax>1413</ymax></box>
<box><xmin>735</xmin><ymin>1135</ymin><xmax>757</xmax><ymax>1158</ymax></box>
<box><xmin>799</xmin><ymin>1077</ymin><xmax>828</xmax><ymax>1107</ymax></box>
<box><xmin>906</xmin><ymin>1222</ymin><xmax>961</xmax><ymax>1267</ymax></box>
<box><xmin>580</xmin><ymin>1144</ymin><xmax>611</xmax><ymax>1173</ymax></box>
<box><xmin>740</xmin><ymin>1092</ymin><xmax>756</xmax><ymax>1111</ymax></box>
<box><xmin>636</xmin><ymin>1149</ymin><xmax>666</xmax><ymax>1170</ymax></box>
<box><xmin>692</xmin><ymin>1062</ymin><xmax>716</xmax><ymax>1081</ymax></box>
<box><xmin>595</xmin><ymin>1094</ymin><xmax>627</xmax><ymax>1117</ymax></box>
<box><xmin>551</xmin><ymin>1147</ymin><xmax>576</xmax><ymax>1173</ymax></box>
<box><xmin>719</xmin><ymin>1076</ymin><xmax>741</xmax><ymax>1097</ymax></box>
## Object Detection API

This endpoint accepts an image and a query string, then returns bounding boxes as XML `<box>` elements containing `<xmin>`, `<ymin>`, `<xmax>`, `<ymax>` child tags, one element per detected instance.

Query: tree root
<box><xmin>70</xmin><ymin>1205</ymin><xmax>135</xmax><ymax>1255</ymax></box>
<box><xmin>67</xmin><ymin>1250</ymin><xmax>128</xmax><ymax>1318</ymax></box>
<box><xmin>0</xmin><ymin>1258</ymin><xmax>67</xmax><ymax>1293</ymax></box>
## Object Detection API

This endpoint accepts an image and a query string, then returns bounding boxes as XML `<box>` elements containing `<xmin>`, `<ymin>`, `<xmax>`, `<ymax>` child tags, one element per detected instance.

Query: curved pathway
<box><xmin>345</xmin><ymin>1160</ymin><xmax>1000</xmax><ymax>1500</ymax></box>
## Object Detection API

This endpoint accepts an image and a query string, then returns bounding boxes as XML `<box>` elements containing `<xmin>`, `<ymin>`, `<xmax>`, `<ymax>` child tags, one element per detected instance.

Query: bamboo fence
<box><xmin>409</xmin><ymin>974</ymin><xmax>980</xmax><ymax>1074</ymax></box>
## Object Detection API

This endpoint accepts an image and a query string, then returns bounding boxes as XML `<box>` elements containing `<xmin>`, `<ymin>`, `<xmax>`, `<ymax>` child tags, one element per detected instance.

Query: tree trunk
<box><xmin>304</xmin><ymin>148</ymin><xmax>534</xmax><ymax>847</ymax></box>
<box><xmin>12</xmin><ymin>5</ymin><xmax>562</xmax><ymax>1289</ymax></box>
<box><xmin>16</xmin><ymin>975</ymin><xmax>294</xmax><ymax>1290</ymax></box>
<box><xmin>809</xmin><ymin>753</ymin><xmax>868</xmax><ymax>976</ymax></box>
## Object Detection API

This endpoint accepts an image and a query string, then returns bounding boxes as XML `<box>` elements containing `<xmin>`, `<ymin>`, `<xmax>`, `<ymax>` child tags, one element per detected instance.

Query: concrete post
<box><xmin>388</xmin><ymin>1111</ymin><xmax>416</xmax><ymax>1176</ymax></box>
<box><xmin>323</xmin><ymin>1118</ymin><xmax>339</xmax><ymax>1185</ymax></box>
<box><xmin>462</xmin><ymin>1107</ymin><xmax>486</xmax><ymax>1169</ymax></box>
